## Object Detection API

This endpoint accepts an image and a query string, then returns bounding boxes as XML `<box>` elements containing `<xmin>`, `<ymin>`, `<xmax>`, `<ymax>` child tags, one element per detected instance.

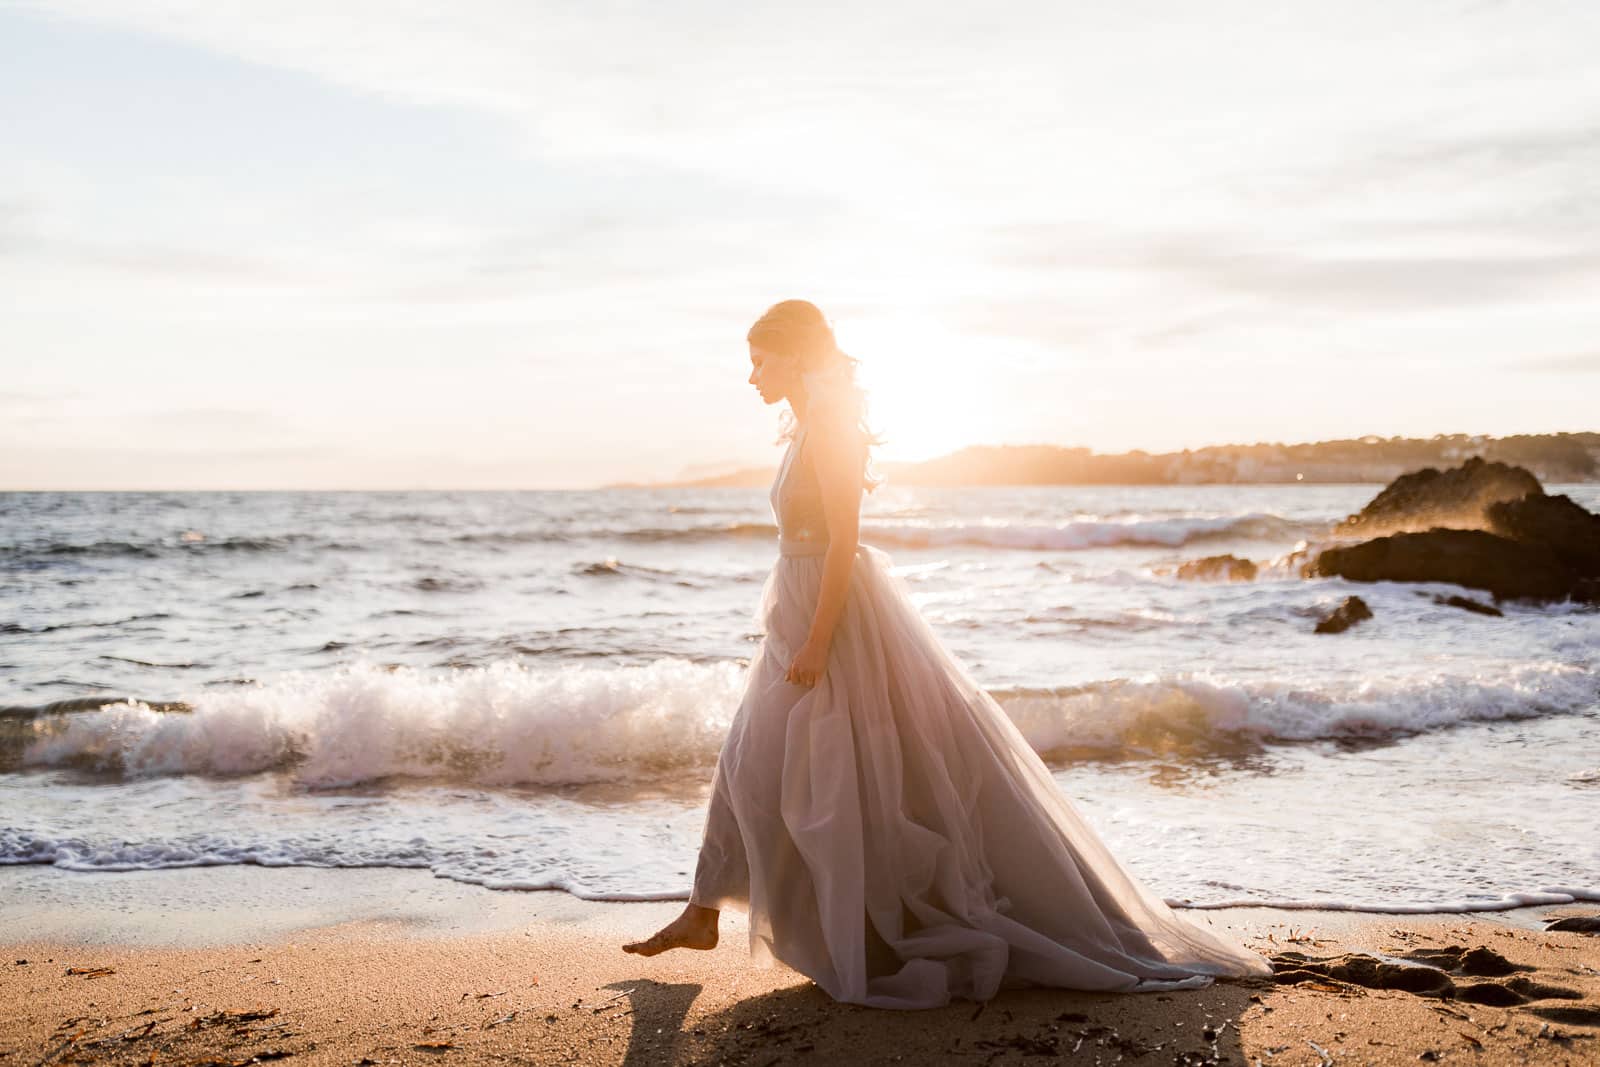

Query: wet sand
<box><xmin>2</xmin><ymin>866</ymin><xmax>1598</xmax><ymax>1066</ymax></box>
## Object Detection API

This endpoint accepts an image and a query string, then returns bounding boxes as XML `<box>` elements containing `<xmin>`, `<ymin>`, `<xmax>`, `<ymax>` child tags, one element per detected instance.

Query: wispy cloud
<box><xmin>1515</xmin><ymin>351</ymin><xmax>1600</xmax><ymax>373</ymax></box>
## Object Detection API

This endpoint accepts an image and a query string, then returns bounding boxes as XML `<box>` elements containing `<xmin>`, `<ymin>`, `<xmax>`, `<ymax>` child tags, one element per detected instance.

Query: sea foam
<box><xmin>13</xmin><ymin>657</ymin><xmax>1596</xmax><ymax>786</ymax></box>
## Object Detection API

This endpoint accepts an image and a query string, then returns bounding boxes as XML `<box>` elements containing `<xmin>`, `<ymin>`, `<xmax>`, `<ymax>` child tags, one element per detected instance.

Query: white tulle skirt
<box><xmin>689</xmin><ymin>541</ymin><xmax>1274</xmax><ymax>1010</ymax></box>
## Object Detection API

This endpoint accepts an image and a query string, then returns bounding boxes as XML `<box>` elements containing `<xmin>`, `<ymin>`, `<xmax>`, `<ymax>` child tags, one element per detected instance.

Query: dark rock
<box><xmin>1308</xmin><ymin>529</ymin><xmax>1578</xmax><ymax>603</ymax></box>
<box><xmin>1314</xmin><ymin>595</ymin><xmax>1373</xmax><ymax>634</ymax></box>
<box><xmin>1487</xmin><ymin>493</ymin><xmax>1600</xmax><ymax>579</ymax></box>
<box><xmin>1311</xmin><ymin>457</ymin><xmax>1600</xmax><ymax>605</ymax></box>
<box><xmin>1176</xmin><ymin>554</ymin><xmax>1258</xmax><ymax>581</ymax></box>
<box><xmin>1432</xmin><ymin>594</ymin><xmax>1503</xmax><ymax>617</ymax></box>
<box><xmin>1545</xmin><ymin>915</ymin><xmax>1600</xmax><ymax>934</ymax></box>
<box><xmin>1336</xmin><ymin>456</ymin><xmax>1544</xmax><ymax>537</ymax></box>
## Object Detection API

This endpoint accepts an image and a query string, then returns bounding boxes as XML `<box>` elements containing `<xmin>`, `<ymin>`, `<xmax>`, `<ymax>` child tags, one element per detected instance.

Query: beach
<box><xmin>3</xmin><ymin>866</ymin><xmax>1598</xmax><ymax>1066</ymax></box>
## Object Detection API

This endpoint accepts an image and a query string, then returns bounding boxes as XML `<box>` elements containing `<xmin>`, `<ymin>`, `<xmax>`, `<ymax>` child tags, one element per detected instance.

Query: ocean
<box><xmin>2</xmin><ymin>484</ymin><xmax>1597</xmax><ymax>915</ymax></box>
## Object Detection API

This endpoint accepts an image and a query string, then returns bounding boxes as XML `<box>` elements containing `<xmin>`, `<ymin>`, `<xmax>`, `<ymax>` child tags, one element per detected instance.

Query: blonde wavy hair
<box><xmin>747</xmin><ymin>299</ymin><xmax>885</xmax><ymax>492</ymax></box>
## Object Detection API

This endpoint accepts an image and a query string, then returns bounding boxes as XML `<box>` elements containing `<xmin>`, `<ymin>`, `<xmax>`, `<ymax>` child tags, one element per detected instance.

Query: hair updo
<box><xmin>747</xmin><ymin>299</ymin><xmax>884</xmax><ymax>493</ymax></box>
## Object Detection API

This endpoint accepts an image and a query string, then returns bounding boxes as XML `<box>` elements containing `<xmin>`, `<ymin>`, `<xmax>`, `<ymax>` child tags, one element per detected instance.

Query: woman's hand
<box><xmin>785</xmin><ymin>638</ymin><xmax>829</xmax><ymax>688</ymax></box>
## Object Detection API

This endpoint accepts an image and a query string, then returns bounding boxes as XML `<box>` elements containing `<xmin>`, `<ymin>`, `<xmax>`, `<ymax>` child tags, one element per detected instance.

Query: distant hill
<box><xmin>612</xmin><ymin>432</ymin><xmax>1600</xmax><ymax>489</ymax></box>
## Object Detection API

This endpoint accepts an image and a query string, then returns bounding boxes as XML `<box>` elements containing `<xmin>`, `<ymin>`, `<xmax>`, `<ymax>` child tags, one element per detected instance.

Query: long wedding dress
<box><xmin>688</xmin><ymin>414</ymin><xmax>1274</xmax><ymax>1010</ymax></box>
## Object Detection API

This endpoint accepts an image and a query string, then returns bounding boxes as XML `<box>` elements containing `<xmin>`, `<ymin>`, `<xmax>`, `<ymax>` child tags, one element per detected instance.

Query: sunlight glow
<box><xmin>838</xmin><ymin>316</ymin><xmax>989</xmax><ymax>463</ymax></box>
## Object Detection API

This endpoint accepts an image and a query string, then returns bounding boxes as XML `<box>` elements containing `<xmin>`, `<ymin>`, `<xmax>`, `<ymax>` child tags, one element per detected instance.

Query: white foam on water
<box><xmin>860</xmin><ymin>512</ymin><xmax>1314</xmax><ymax>551</ymax></box>
<box><xmin>14</xmin><ymin>656</ymin><xmax>1597</xmax><ymax>784</ymax></box>
<box><xmin>20</xmin><ymin>659</ymin><xmax>747</xmax><ymax>787</ymax></box>
<box><xmin>4</xmin><ymin>825</ymin><xmax>1596</xmax><ymax>915</ymax></box>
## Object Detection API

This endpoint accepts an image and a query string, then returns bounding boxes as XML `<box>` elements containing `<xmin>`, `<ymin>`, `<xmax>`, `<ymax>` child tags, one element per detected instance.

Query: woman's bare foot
<box><xmin>622</xmin><ymin>904</ymin><xmax>720</xmax><ymax>956</ymax></box>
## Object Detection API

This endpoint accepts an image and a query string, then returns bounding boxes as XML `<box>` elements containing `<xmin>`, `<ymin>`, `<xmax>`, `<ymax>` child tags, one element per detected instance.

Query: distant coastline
<box><xmin>615</xmin><ymin>431</ymin><xmax>1600</xmax><ymax>489</ymax></box>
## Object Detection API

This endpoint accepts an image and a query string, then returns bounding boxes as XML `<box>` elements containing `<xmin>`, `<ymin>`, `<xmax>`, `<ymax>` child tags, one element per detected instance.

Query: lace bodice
<box><xmin>770</xmin><ymin>425</ymin><xmax>832</xmax><ymax>557</ymax></box>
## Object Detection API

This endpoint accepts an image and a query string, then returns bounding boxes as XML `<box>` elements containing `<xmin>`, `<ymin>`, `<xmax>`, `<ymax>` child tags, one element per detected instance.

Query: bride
<box><xmin>622</xmin><ymin>299</ymin><xmax>1274</xmax><ymax>1009</ymax></box>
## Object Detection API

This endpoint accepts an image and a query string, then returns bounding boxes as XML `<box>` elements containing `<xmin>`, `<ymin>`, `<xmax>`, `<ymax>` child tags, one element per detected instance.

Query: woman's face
<box><xmin>748</xmin><ymin>342</ymin><xmax>799</xmax><ymax>406</ymax></box>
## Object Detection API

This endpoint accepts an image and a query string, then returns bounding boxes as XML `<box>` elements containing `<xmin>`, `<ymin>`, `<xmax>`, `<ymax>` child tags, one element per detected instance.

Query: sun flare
<box><xmin>839</xmin><ymin>317</ymin><xmax>989</xmax><ymax>463</ymax></box>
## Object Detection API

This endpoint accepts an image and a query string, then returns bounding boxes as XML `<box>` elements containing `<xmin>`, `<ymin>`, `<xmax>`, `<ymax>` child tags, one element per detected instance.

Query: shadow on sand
<box><xmin>602</xmin><ymin>974</ymin><xmax>1274</xmax><ymax>1066</ymax></box>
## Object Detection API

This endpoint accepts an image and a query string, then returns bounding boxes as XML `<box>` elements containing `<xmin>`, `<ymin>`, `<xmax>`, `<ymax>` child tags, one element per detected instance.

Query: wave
<box><xmin>575</xmin><ymin>558</ymin><xmax>683</xmax><ymax>579</ymax></box>
<box><xmin>581</xmin><ymin>513</ymin><xmax>1318</xmax><ymax>551</ymax></box>
<box><xmin>619</xmin><ymin>522</ymin><xmax>777</xmax><ymax>544</ymax></box>
<box><xmin>6</xmin><ymin>658</ymin><xmax>1595</xmax><ymax>786</ymax></box>
<box><xmin>857</xmin><ymin>513</ymin><xmax>1319</xmax><ymax>551</ymax></box>
<box><xmin>8</xmin><ymin>660</ymin><xmax>747</xmax><ymax>787</ymax></box>
<box><xmin>2</xmin><ymin>534</ymin><xmax>331</xmax><ymax>565</ymax></box>
<box><xmin>1</xmin><ymin>513</ymin><xmax>1319</xmax><ymax>567</ymax></box>
<box><xmin>413</xmin><ymin>575</ymin><xmax>484</xmax><ymax>593</ymax></box>
<box><xmin>991</xmin><ymin>665</ymin><xmax>1600</xmax><ymax>757</ymax></box>
<box><xmin>2</xmin><ymin>828</ymin><xmax>1595</xmax><ymax>914</ymax></box>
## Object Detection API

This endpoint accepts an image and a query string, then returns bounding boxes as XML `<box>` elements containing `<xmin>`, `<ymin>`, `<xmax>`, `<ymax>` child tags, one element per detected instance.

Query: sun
<box><xmin>837</xmin><ymin>316</ymin><xmax>991</xmax><ymax>463</ymax></box>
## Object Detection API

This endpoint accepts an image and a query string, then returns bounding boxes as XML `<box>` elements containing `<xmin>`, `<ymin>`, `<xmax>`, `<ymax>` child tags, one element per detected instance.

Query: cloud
<box><xmin>1253</xmin><ymin>123</ymin><xmax>1600</xmax><ymax>214</ymax></box>
<box><xmin>2</xmin><ymin>232</ymin><xmax>298</xmax><ymax>283</ymax></box>
<box><xmin>0</xmin><ymin>388</ymin><xmax>82</xmax><ymax>412</ymax></box>
<box><xmin>1515</xmin><ymin>351</ymin><xmax>1600</xmax><ymax>373</ymax></box>
<box><xmin>1148</xmin><ymin>242</ymin><xmax>1600</xmax><ymax>312</ymax></box>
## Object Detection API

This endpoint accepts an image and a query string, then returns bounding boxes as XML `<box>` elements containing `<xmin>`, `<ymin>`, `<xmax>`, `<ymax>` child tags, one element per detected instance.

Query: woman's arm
<box><xmin>785</xmin><ymin>407</ymin><xmax>863</xmax><ymax>686</ymax></box>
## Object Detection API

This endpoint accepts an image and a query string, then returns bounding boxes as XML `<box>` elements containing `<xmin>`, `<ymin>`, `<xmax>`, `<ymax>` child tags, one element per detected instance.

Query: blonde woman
<box><xmin>623</xmin><ymin>299</ymin><xmax>1273</xmax><ymax>1009</ymax></box>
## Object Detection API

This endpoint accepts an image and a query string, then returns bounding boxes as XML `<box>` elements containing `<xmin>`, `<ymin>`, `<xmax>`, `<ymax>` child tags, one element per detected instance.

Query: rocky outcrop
<box><xmin>1314</xmin><ymin>595</ymin><xmax>1372</xmax><ymax>634</ymax></box>
<box><xmin>1175</xmin><ymin>554</ymin><xmax>1258</xmax><ymax>581</ymax></box>
<box><xmin>1485</xmin><ymin>492</ymin><xmax>1600</xmax><ymax>579</ymax></box>
<box><xmin>1308</xmin><ymin>457</ymin><xmax>1600</xmax><ymax>605</ymax></box>
<box><xmin>1334</xmin><ymin>456</ymin><xmax>1543</xmax><ymax>537</ymax></box>
<box><xmin>1308</xmin><ymin>529</ymin><xmax>1582</xmax><ymax>603</ymax></box>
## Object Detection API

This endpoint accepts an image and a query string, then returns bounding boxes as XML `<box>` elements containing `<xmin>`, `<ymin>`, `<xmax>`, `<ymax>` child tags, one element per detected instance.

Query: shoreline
<box><xmin>1</xmin><ymin>864</ymin><xmax>1593</xmax><ymax>945</ymax></box>
<box><xmin>2</xmin><ymin>866</ymin><xmax>1597</xmax><ymax>1065</ymax></box>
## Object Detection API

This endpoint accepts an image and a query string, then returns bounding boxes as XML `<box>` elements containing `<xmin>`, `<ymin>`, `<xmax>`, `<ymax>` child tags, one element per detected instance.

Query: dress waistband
<box><xmin>777</xmin><ymin>537</ymin><xmax>831</xmax><ymax>557</ymax></box>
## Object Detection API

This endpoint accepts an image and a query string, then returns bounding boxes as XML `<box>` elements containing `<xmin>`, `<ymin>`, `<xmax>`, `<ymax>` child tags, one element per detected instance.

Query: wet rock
<box><xmin>1176</xmin><ymin>554</ymin><xmax>1258</xmax><ymax>581</ymax></box>
<box><xmin>1309</xmin><ymin>458</ymin><xmax>1600</xmax><ymax>605</ymax></box>
<box><xmin>1314</xmin><ymin>596</ymin><xmax>1373</xmax><ymax>634</ymax></box>
<box><xmin>1545</xmin><ymin>915</ymin><xmax>1600</xmax><ymax>934</ymax></box>
<box><xmin>1307</xmin><ymin>529</ymin><xmax>1578</xmax><ymax>603</ymax></box>
<box><xmin>1487</xmin><ymin>492</ymin><xmax>1600</xmax><ymax>579</ymax></box>
<box><xmin>1432</xmin><ymin>594</ymin><xmax>1503</xmax><ymax>617</ymax></box>
<box><xmin>1335</xmin><ymin>456</ymin><xmax>1543</xmax><ymax>537</ymax></box>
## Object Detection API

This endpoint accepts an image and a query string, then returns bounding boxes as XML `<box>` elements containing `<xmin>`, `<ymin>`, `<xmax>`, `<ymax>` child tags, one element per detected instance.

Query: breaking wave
<box><xmin>6</xmin><ymin>658</ymin><xmax>1594</xmax><ymax>786</ymax></box>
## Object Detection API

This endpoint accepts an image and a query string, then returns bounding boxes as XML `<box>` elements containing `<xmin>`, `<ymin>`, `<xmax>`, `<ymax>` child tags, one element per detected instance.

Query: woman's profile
<box><xmin>622</xmin><ymin>299</ymin><xmax>1274</xmax><ymax>1009</ymax></box>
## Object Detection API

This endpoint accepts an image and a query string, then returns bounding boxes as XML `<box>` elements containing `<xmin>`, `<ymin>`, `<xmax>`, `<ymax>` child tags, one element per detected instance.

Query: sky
<box><xmin>3</xmin><ymin>0</ymin><xmax>1598</xmax><ymax>489</ymax></box>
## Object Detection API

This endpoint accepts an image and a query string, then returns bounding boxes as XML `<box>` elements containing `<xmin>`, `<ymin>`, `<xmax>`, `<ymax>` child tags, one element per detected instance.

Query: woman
<box><xmin>622</xmin><ymin>299</ymin><xmax>1274</xmax><ymax>1009</ymax></box>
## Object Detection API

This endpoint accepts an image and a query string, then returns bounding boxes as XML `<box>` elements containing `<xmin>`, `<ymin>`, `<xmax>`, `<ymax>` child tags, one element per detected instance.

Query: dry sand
<box><xmin>1</xmin><ymin>866</ymin><xmax>1597</xmax><ymax>1066</ymax></box>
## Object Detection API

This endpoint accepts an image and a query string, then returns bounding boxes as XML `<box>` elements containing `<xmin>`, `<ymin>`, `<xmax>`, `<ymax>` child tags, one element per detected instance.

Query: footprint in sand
<box><xmin>1270</xmin><ymin>942</ymin><xmax>1600</xmax><ymax>1031</ymax></box>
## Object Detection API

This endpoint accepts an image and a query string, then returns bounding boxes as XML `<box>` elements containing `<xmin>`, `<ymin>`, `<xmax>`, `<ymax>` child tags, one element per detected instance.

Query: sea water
<box><xmin>2</xmin><ymin>484</ymin><xmax>1597</xmax><ymax>913</ymax></box>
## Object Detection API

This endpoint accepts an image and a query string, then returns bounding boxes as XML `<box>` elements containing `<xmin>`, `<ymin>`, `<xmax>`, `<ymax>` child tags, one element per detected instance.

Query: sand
<box><xmin>2</xmin><ymin>866</ymin><xmax>1598</xmax><ymax>1066</ymax></box>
